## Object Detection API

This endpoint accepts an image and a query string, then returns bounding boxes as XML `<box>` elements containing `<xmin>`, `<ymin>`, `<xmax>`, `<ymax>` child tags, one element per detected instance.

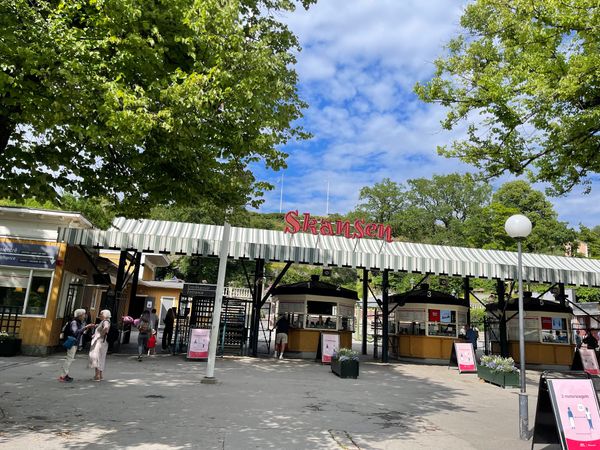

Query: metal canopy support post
<box><xmin>128</xmin><ymin>252</ymin><xmax>142</xmax><ymax>314</ymax></box>
<box><xmin>203</xmin><ymin>222</ymin><xmax>231</xmax><ymax>383</ymax></box>
<box><xmin>497</xmin><ymin>279</ymin><xmax>509</xmax><ymax>358</ymax></box>
<box><xmin>464</xmin><ymin>277</ymin><xmax>471</xmax><ymax>325</ymax></box>
<box><xmin>259</xmin><ymin>261</ymin><xmax>292</xmax><ymax>308</ymax></box>
<box><xmin>362</xmin><ymin>268</ymin><xmax>368</xmax><ymax>355</ymax></box>
<box><xmin>107</xmin><ymin>250</ymin><xmax>128</xmax><ymax>314</ymax></box>
<box><xmin>381</xmin><ymin>269</ymin><xmax>389</xmax><ymax>363</ymax></box>
<box><xmin>558</xmin><ymin>283</ymin><xmax>566</xmax><ymax>308</ymax></box>
<box><xmin>250</xmin><ymin>258</ymin><xmax>265</xmax><ymax>357</ymax></box>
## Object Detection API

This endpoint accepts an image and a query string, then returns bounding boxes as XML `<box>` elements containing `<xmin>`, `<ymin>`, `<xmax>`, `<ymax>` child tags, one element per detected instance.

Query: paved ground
<box><xmin>0</xmin><ymin>352</ymin><xmax>559</xmax><ymax>449</ymax></box>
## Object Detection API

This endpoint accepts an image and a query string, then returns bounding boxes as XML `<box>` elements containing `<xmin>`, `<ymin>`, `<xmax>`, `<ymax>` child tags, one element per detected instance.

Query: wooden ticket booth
<box><xmin>271</xmin><ymin>275</ymin><xmax>357</xmax><ymax>358</ymax></box>
<box><xmin>390</xmin><ymin>285</ymin><xmax>469</xmax><ymax>361</ymax></box>
<box><xmin>486</xmin><ymin>292</ymin><xmax>575</xmax><ymax>366</ymax></box>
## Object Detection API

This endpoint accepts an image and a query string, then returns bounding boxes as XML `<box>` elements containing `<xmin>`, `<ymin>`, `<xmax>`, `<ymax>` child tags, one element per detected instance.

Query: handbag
<box><xmin>63</xmin><ymin>336</ymin><xmax>77</xmax><ymax>350</ymax></box>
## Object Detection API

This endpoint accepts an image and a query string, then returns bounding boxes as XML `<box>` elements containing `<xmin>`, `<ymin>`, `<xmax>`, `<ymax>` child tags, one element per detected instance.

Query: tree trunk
<box><xmin>0</xmin><ymin>115</ymin><xmax>13</xmax><ymax>154</ymax></box>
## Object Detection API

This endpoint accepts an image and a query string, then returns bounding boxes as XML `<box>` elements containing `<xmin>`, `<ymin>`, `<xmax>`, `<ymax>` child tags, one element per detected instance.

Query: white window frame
<box><xmin>0</xmin><ymin>265</ymin><xmax>54</xmax><ymax>317</ymax></box>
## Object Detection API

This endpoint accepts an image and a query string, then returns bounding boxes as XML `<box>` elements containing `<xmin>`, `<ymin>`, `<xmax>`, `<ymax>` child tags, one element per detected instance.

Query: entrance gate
<box><xmin>173</xmin><ymin>283</ymin><xmax>250</xmax><ymax>356</ymax></box>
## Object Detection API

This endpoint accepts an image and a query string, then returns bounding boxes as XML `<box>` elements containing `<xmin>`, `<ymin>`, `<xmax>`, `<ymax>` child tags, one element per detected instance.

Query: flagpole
<box><xmin>279</xmin><ymin>173</ymin><xmax>284</xmax><ymax>213</ymax></box>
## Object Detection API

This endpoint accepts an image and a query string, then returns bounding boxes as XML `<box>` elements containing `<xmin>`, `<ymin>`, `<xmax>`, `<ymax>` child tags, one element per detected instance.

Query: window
<box><xmin>397</xmin><ymin>308</ymin><xmax>426</xmax><ymax>336</ymax></box>
<box><xmin>541</xmin><ymin>316</ymin><xmax>569</xmax><ymax>344</ymax></box>
<box><xmin>0</xmin><ymin>268</ymin><xmax>53</xmax><ymax>316</ymax></box>
<box><xmin>427</xmin><ymin>308</ymin><xmax>457</xmax><ymax>337</ymax></box>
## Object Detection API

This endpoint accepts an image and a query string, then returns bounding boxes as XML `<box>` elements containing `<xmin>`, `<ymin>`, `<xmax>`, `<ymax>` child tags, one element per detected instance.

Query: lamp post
<box><xmin>504</xmin><ymin>214</ymin><xmax>532</xmax><ymax>440</ymax></box>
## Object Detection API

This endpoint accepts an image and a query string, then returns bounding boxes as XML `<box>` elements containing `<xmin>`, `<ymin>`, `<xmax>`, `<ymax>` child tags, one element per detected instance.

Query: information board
<box><xmin>547</xmin><ymin>378</ymin><xmax>600</xmax><ymax>449</ymax></box>
<box><xmin>572</xmin><ymin>349</ymin><xmax>600</xmax><ymax>376</ymax></box>
<box><xmin>453</xmin><ymin>342</ymin><xmax>477</xmax><ymax>373</ymax></box>
<box><xmin>187</xmin><ymin>328</ymin><xmax>210</xmax><ymax>359</ymax></box>
<box><xmin>321</xmin><ymin>333</ymin><xmax>340</xmax><ymax>364</ymax></box>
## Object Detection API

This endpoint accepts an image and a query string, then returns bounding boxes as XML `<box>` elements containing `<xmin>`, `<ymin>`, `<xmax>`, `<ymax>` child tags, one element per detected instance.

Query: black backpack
<box><xmin>60</xmin><ymin>319</ymin><xmax>73</xmax><ymax>341</ymax></box>
<box><xmin>106</xmin><ymin>323</ymin><xmax>119</xmax><ymax>345</ymax></box>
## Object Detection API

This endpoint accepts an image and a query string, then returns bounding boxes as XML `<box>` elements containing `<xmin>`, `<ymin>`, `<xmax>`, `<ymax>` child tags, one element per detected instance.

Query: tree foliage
<box><xmin>415</xmin><ymin>0</ymin><xmax>600</xmax><ymax>194</ymax></box>
<box><xmin>1</xmin><ymin>0</ymin><xmax>314</xmax><ymax>216</ymax></box>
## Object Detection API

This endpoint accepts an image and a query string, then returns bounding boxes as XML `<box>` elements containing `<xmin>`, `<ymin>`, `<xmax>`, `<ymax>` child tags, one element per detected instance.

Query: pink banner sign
<box><xmin>548</xmin><ymin>379</ymin><xmax>600</xmax><ymax>449</ymax></box>
<box><xmin>187</xmin><ymin>328</ymin><xmax>210</xmax><ymax>359</ymax></box>
<box><xmin>322</xmin><ymin>333</ymin><xmax>340</xmax><ymax>364</ymax></box>
<box><xmin>454</xmin><ymin>343</ymin><xmax>477</xmax><ymax>373</ymax></box>
<box><xmin>580</xmin><ymin>349</ymin><xmax>600</xmax><ymax>376</ymax></box>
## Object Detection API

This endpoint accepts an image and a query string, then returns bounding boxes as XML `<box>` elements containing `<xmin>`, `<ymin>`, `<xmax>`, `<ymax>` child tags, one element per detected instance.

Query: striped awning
<box><xmin>57</xmin><ymin>217</ymin><xmax>600</xmax><ymax>287</ymax></box>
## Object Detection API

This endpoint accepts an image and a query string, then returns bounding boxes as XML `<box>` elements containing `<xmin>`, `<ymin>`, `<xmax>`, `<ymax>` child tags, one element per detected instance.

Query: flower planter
<box><xmin>0</xmin><ymin>339</ymin><xmax>22</xmax><ymax>357</ymax></box>
<box><xmin>477</xmin><ymin>365</ymin><xmax>519</xmax><ymax>388</ymax></box>
<box><xmin>331</xmin><ymin>358</ymin><xmax>359</xmax><ymax>379</ymax></box>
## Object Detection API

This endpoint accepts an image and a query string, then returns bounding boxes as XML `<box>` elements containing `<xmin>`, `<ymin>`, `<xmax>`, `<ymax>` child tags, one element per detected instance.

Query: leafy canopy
<box><xmin>415</xmin><ymin>0</ymin><xmax>600</xmax><ymax>195</ymax></box>
<box><xmin>1</xmin><ymin>0</ymin><xmax>314</xmax><ymax>216</ymax></box>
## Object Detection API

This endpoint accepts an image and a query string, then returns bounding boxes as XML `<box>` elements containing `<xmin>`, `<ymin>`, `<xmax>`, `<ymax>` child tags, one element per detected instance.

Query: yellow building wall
<box><xmin>395</xmin><ymin>335</ymin><xmax>458</xmax><ymax>360</ymax></box>
<box><xmin>508</xmin><ymin>341</ymin><xmax>574</xmax><ymax>366</ymax></box>
<box><xmin>287</xmin><ymin>329</ymin><xmax>352</xmax><ymax>353</ymax></box>
<box><xmin>0</xmin><ymin>238</ymin><xmax>67</xmax><ymax>351</ymax></box>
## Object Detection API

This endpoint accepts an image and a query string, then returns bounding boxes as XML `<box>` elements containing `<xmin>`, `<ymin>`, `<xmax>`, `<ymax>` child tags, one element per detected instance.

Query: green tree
<box><xmin>578</xmin><ymin>225</ymin><xmax>600</xmax><ymax>259</ymax></box>
<box><xmin>1</xmin><ymin>0</ymin><xmax>314</xmax><ymax>216</ymax></box>
<box><xmin>415</xmin><ymin>0</ymin><xmax>600</xmax><ymax>195</ymax></box>
<box><xmin>400</xmin><ymin>173</ymin><xmax>491</xmax><ymax>244</ymax></box>
<box><xmin>355</xmin><ymin>178</ymin><xmax>405</xmax><ymax>223</ymax></box>
<box><xmin>467</xmin><ymin>181</ymin><xmax>576</xmax><ymax>253</ymax></box>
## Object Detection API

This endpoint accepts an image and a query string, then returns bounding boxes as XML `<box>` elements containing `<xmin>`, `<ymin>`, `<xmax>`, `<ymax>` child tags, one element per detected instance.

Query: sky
<box><xmin>254</xmin><ymin>0</ymin><xmax>600</xmax><ymax>230</ymax></box>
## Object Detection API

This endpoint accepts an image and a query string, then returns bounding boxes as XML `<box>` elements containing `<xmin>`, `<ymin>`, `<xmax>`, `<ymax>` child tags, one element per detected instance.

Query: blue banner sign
<box><xmin>0</xmin><ymin>242</ymin><xmax>59</xmax><ymax>269</ymax></box>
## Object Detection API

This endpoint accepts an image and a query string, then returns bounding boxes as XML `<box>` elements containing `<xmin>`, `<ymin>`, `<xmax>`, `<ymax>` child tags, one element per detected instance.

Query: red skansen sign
<box><xmin>283</xmin><ymin>210</ymin><xmax>393</xmax><ymax>243</ymax></box>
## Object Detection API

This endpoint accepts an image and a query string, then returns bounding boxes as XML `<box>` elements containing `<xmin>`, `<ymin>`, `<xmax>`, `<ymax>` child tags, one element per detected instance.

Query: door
<box><xmin>159</xmin><ymin>297</ymin><xmax>175</xmax><ymax>329</ymax></box>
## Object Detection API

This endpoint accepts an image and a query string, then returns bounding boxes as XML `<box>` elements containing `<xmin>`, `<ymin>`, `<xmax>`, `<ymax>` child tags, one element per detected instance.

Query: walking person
<box><xmin>59</xmin><ymin>308</ymin><xmax>95</xmax><ymax>382</ymax></box>
<box><xmin>162</xmin><ymin>307</ymin><xmax>175</xmax><ymax>352</ymax></box>
<box><xmin>137</xmin><ymin>310</ymin><xmax>151</xmax><ymax>361</ymax></box>
<box><xmin>274</xmin><ymin>313</ymin><xmax>290</xmax><ymax>360</ymax></box>
<box><xmin>150</xmin><ymin>308</ymin><xmax>159</xmax><ymax>334</ymax></box>
<box><xmin>89</xmin><ymin>309</ymin><xmax>111</xmax><ymax>381</ymax></box>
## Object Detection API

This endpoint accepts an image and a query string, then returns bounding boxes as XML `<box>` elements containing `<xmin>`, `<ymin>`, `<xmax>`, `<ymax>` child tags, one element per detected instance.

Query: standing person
<box><xmin>575</xmin><ymin>330</ymin><xmax>583</xmax><ymax>349</ymax></box>
<box><xmin>274</xmin><ymin>313</ymin><xmax>290</xmax><ymax>360</ymax></box>
<box><xmin>150</xmin><ymin>308</ymin><xmax>159</xmax><ymax>333</ymax></box>
<box><xmin>583</xmin><ymin>329</ymin><xmax>598</xmax><ymax>350</ymax></box>
<box><xmin>147</xmin><ymin>329</ymin><xmax>157</xmax><ymax>356</ymax></box>
<box><xmin>137</xmin><ymin>310</ymin><xmax>151</xmax><ymax>361</ymax></box>
<box><xmin>59</xmin><ymin>308</ymin><xmax>95</xmax><ymax>382</ymax></box>
<box><xmin>89</xmin><ymin>309</ymin><xmax>111</xmax><ymax>381</ymax></box>
<box><xmin>465</xmin><ymin>324</ymin><xmax>478</xmax><ymax>351</ymax></box>
<box><xmin>162</xmin><ymin>307</ymin><xmax>175</xmax><ymax>351</ymax></box>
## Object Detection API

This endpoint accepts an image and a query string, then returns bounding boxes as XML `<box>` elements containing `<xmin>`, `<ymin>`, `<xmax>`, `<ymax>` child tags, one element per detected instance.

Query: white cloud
<box><xmin>254</xmin><ymin>0</ymin><xmax>600</xmax><ymax>229</ymax></box>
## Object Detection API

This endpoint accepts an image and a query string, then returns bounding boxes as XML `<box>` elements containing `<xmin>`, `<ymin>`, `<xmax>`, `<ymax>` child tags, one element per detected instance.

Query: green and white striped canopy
<box><xmin>57</xmin><ymin>217</ymin><xmax>600</xmax><ymax>287</ymax></box>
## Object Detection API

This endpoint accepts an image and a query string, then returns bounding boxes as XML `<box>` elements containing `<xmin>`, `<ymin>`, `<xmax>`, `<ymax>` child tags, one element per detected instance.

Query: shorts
<box><xmin>275</xmin><ymin>333</ymin><xmax>288</xmax><ymax>345</ymax></box>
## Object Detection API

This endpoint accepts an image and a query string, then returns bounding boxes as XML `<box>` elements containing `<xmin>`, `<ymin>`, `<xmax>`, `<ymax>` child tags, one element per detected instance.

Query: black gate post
<box><xmin>109</xmin><ymin>250</ymin><xmax>128</xmax><ymax>313</ymax></box>
<box><xmin>362</xmin><ymin>268</ymin><xmax>368</xmax><ymax>355</ymax></box>
<box><xmin>250</xmin><ymin>258</ymin><xmax>265</xmax><ymax>357</ymax></box>
<box><xmin>497</xmin><ymin>279</ymin><xmax>509</xmax><ymax>357</ymax></box>
<box><xmin>464</xmin><ymin>277</ymin><xmax>471</xmax><ymax>326</ymax></box>
<box><xmin>382</xmin><ymin>269</ymin><xmax>389</xmax><ymax>363</ymax></box>
<box><xmin>128</xmin><ymin>252</ymin><xmax>142</xmax><ymax>314</ymax></box>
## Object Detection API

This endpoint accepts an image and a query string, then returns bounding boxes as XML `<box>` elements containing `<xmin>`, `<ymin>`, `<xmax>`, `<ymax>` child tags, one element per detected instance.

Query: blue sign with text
<box><xmin>0</xmin><ymin>242</ymin><xmax>59</xmax><ymax>269</ymax></box>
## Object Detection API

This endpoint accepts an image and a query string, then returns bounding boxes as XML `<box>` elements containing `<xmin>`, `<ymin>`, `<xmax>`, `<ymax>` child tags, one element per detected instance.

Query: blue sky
<box><xmin>254</xmin><ymin>0</ymin><xmax>599</xmax><ymax>230</ymax></box>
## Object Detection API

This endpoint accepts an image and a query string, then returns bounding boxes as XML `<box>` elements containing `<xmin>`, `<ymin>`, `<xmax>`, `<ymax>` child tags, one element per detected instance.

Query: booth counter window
<box><xmin>396</xmin><ymin>308</ymin><xmax>466</xmax><ymax>338</ymax></box>
<box><xmin>0</xmin><ymin>268</ymin><xmax>52</xmax><ymax>317</ymax></box>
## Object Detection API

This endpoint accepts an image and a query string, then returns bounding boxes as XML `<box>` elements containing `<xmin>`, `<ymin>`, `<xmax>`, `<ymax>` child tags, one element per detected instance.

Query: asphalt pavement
<box><xmin>0</xmin><ymin>351</ymin><xmax>560</xmax><ymax>449</ymax></box>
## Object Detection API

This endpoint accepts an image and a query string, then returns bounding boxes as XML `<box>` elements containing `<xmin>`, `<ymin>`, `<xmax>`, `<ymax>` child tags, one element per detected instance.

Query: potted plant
<box><xmin>477</xmin><ymin>355</ymin><xmax>519</xmax><ymax>388</ymax></box>
<box><xmin>0</xmin><ymin>331</ymin><xmax>22</xmax><ymax>357</ymax></box>
<box><xmin>331</xmin><ymin>348</ymin><xmax>359</xmax><ymax>379</ymax></box>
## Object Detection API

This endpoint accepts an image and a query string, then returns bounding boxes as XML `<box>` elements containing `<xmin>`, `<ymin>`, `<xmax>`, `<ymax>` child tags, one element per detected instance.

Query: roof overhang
<box><xmin>57</xmin><ymin>217</ymin><xmax>600</xmax><ymax>287</ymax></box>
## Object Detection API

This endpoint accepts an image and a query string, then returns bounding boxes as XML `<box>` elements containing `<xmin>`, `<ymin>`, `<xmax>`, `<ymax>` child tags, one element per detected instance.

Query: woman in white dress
<box><xmin>89</xmin><ymin>309</ymin><xmax>111</xmax><ymax>381</ymax></box>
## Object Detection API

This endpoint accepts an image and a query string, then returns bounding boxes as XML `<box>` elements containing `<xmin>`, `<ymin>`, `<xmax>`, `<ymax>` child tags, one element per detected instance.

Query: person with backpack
<box><xmin>137</xmin><ymin>310</ymin><xmax>151</xmax><ymax>361</ymax></box>
<box><xmin>89</xmin><ymin>309</ymin><xmax>111</xmax><ymax>381</ymax></box>
<box><xmin>162</xmin><ymin>307</ymin><xmax>175</xmax><ymax>351</ymax></box>
<box><xmin>59</xmin><ymin>308</ymin><xmax>95</xmax><ymax>383</ymax></box>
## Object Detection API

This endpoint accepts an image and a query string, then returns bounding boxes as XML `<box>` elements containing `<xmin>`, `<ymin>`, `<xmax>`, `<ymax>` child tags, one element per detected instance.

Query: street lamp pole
<box><xmin>505</xmin><ymin>214</ymin><xmax>532</xmax><ymax>441</ymax></box>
